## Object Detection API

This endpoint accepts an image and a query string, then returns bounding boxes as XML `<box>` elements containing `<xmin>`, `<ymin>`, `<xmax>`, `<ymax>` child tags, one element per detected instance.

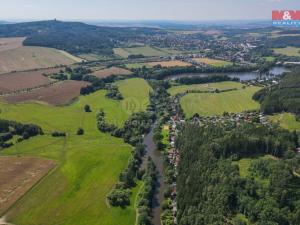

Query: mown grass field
<box><xmin>113</xmin><ymin>46</ymin><xmax>169</xmax><ymax>58</ymax></box>
<box><xmin>117</xmin><ymin>78</ymin><xmax>153</xmax><ymax>114</ymax></box>
<box><xmin>0</xmin><ymin>78</ymin><xmax>151</xmax><ymax>225</ymax></box>
<box><xmin>180</xmin><ymin>86</ymin><xmax>261</xmax><ymax>117</ymax></box>
<box><xmin>192</xmin><ymin>57</ymin><xmax>233</xmax><ymax>67</ymax></box>
<box><xmin>168</xmin><ymin>81</ymin><xmax>244</xmax><ymax>96</ymax></box>
<box><xmin>272</xmin><ymin>46</ymin><xmax>300</xmax><ymax>57</ymax></box>
<box><xmin>269</xmin><ymin>113</ymin><xmax>300</xmax><ymax>132</ymax></box>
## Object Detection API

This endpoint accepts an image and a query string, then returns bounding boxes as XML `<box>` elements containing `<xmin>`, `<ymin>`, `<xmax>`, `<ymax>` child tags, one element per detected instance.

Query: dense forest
<box><xmin>177</xmin><ymin>124</ymin><xmax>300</xmax><ymax>225</ymax></box>
<box><xmin>253</xmin><ymin>70</ymin><xmax>300</xmax><ymax>118</ymax></box>
<box><xmin>0</xmin><ymin>20</ymin><xmax>164</xmax><ymax>55</ymax></box>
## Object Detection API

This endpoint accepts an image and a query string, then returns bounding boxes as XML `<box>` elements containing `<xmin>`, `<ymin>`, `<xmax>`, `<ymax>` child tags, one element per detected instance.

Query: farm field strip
<box><xmin>146</xmin><ymin>60</ymin><xmax>192</xmax><ymax>68</ymax></box>
<box><xmin>168</xmin><ymin>81</ymin><xmax>244</xmax><ymax>95</ymax></box>
<box><xmin>114</xmin><ymin>46</ymin><xmax>169</xmax><ymax>58</ymax></box>
<box><xmin>192</xmin><ymin>57</ymin><xmax>233</xmax><ymax>67</ymax></box>
<box><xmin>92</xmin><ymin>66</ymin><xmax>132</xmax><ymax>78</ymax></box>
<box><xmin>180</xmin><ymin>86</ymin><xmax>261</xmax><ymax>117</ymax></box>
<box><xmin>0</xmin><ymin>46</ymin><xmax>79</xmax><ymax>74</ymax></box>
<box><xmin>2</xmin><ymin>80</ymin><xmax>89</xmax><ymax>106</ymax></box>
<box><xmin>272</xmin><ymin>46</ymin><xmax>300</xmax><ymax>57</ymax></box>
<box><xmin>0</xmin><ymin>68</ymin><xmax>62</xmax><ymax>94</ymax></box>
<box><xmin>0</xmin><ymin>37</ymin><xmax>26</xmax><ymax>52</ymax></box>
<box><xmin>0</xmin><ymin>78</ymin><xmax>152</xmax><ymax>225</ymax></box>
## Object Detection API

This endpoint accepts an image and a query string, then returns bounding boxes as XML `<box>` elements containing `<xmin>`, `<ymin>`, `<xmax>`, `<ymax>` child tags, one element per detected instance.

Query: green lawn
<box><xmin>273</xmin><ymin>46</ymin><xmax>300</xmax><ymax>57</ymax></box>
<box><xmin>0</xmin><ymin>78</ymin><xmax>151</xmax><ymax>225</ymax></box>
<box><xmin>269</xmin><ymin>113</ymin><xmax>300</xmax><ymax>132</ymax></box>
<box><xmin>168</xmin><ymin>81</ymin><xmax>244</xmax><ymax>96</ymax></box>
<box><xmin>180</xmin><ymin>86</ymin><xmax>261</xmax><ymax>117</ymax></box>
<box><xmin>114</xmin><ymin>46</ymin><xmax>169</xmax><ymax>58</ymax></box>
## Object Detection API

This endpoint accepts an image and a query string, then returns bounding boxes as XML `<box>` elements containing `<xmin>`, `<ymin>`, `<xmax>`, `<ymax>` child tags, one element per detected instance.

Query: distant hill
<box><xmin>0</xmin><ymin>20</ymin><xmax>164</xmax><ymax>55</ymax></box>
<box><xmin>253</xmin><ymin>70</ymin><xmax>300</xmax><ymax>118</ymax></box>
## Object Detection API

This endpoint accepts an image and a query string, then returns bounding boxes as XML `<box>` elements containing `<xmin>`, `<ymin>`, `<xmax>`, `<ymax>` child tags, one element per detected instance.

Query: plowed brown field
<box><xmin>0</xmin><ymin>68</ymin><xmax>62</xmax><ymax>94</ymax></box>
<box><xmin>3</xmin><ymin>80</ymin><xmax>89</xmax><ymax>105</ymax></box>
<box><xmin>0</xmin><ymin>156</ymin><xmax>56</xmax><ymax>215</ymax></box>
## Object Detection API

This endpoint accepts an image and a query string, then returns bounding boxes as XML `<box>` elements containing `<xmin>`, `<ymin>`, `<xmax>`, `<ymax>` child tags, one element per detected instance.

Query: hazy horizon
<box><xmin>1</xmin><ymin>0</ymin><xmax>300</xmax><ymax>21</ymax></box>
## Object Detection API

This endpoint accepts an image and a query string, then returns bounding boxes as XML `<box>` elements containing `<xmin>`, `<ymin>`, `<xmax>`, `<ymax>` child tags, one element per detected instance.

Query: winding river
<box><xmin>142</xmin><ymin>127</ymin><xmax>165</xmax><ymax>225</ymax></box>
<box><xmin>165</xmin><ymin>66</ymin><xmax>289</xmax><ymax>81</ymax></box>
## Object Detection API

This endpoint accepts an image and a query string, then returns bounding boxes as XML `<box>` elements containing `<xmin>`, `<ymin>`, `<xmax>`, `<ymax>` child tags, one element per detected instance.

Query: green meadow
<box><xmin>269</xmin><ymin>113</ymin><xmax>300</xmax><ymax>132</ymax></box>
<box><xmin>0</xmin><ymin>78</ymin><xmax>151</xmax><ymax>225</ymax></box>
<box><xmin>168</xmin><ymin>81</ymin><xmax>244</xmax><ymax>96</ymax></box>
<box><xmin>180</xmin><ymin>86</ymin><xmax>261</xmax><ymax>117</ymax></box>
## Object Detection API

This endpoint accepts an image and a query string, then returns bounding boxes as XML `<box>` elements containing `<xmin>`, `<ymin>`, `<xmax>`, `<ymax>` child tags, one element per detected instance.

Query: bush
<box><xmin>84</xmin><ymin>105</ymin><xmax>92</xmax><ymax>112</ymax></box>
<box><xmin>51</xmin><ymin>131</ymin><xmax>66</xmax><ymax>137</ymax></box>
<box><xmin>107</xmin><ymin>188</ymin><xmax>131</xmax><ymax>207</ymax></box>
<box><xmin>77</xmin><ymin>128</ymin><xmax>84</xmax><ymax>135</ymax></box>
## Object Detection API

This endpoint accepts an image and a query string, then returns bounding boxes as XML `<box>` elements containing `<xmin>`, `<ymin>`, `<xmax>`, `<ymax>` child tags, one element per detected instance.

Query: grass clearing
<box><xmin>162</xmin><ymin>125</ymin><xmax>169</xmax><ymax>146</ymax></box>
<box><xmin>180</xmin><ymin>86</ymin><xmax>261</xmax><ymax>117</ymax></box>
<box><xmin>273</xmin><ymin>46</ymin><xmax>300</xmax><ymax>57</ymax></box>
<box><xmin>0</xmin><ymin>78</ymin><xmax>151</xmax><ymax>225</ymax></box>
<box><xmin>192</xmin><ymin>57</ymin><xmax>233</xmax><ymax>67</ymax></box>
<box><xmin>269</xmin><ymin>113</ymin><xmax>300</xmax><ymax>132</ymax></box>
<box><xmin>233</xmin><ymin>155</ymin><xmax>276</xmax><ymax>186</ymax></box>
<box><xmin>168</xmin><ymin>81</ymin><xmax>244</xmax><ymax>96</ymax></box>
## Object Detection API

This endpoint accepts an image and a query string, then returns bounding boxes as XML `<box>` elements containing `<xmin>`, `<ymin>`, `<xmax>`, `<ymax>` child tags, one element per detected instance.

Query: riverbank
<box><xmin>143</xmin><ymin>127</ymin><xmax>165</xmax><ymax>225</ymax></box>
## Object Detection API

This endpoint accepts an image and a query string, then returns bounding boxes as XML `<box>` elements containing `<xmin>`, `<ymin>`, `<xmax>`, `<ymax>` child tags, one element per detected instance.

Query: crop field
<box><xmin>168</xmin><ymin>81</ymin><xmax>244</xmax><ymax>95</ymax></box>
<box><xmin>272</xmin><ymin>46</ymin><xmax>300</xmax><ymax>57</ymax></box>
<box><xmin>0</xmin><ymin>37</ymin><xmax>26</xmax><ymax>52</ymax></box>
<box><xmin>0</xmin><ymin>46</ymin><xmax>82</xmax><ymax>74</ymax></box>
<box><xmin>0</xmin><ymin>156</ymin><xmax>56</xmax><ymax>215</ymax></box>
<box><xmin>3</xmin><ymin>80</ymin><xmax>89</xmax><ymax>105</ymax></box>
<box><xmin>269</xmin><ymin>113</ymin><xmax>300</xmax><ymax>132</ymax></box>
<box><xmin>147</xmin><ymin>60</ymin><xmax>192</xmax><ymax>68</ymax></box>
<box><xmin>0</xmin><ymin>68</ymin><xmax>61</xmax><ymax>94</ymax></box>
<box><xmin>0</xmin><ymin>78</ymin><xmax>151</xmax><ymax>225</ymax></box>
<box><xmin>113</xmin><ymin>46</ymin><xmax>169</xmax><ymax>58</ymax></box>
<box><xmin>92</xmin><ymin>67</ymin><xmax>132</xmax><ymax>78</ymax></box>
<box><xmin>192</xmin><ymin>57</ymin><xmax>233</xmax><ymax>67</ymax></box>
<box><xmin>180</xmin><ymin>86</ymin><xmax>261</xmax><ymax>117</ymax></box>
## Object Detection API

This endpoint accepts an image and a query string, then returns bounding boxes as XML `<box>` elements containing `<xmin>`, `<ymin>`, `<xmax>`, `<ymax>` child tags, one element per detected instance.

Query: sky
<box><xmin>1</xmin><ymin>0</ymin><xmax>300</xmax><ymax>21</ymax></box>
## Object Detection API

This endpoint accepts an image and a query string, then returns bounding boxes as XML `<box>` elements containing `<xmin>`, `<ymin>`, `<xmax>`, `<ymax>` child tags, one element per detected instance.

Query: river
<box><xmin>142</xmin><ymin>127</ymin><xmax>165</xmax><ymax>225</ymax></box>
<box><xmin>165</xmin><ymin>66</ymin><xmax>289</xmax><ymax>81</ymax></box>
